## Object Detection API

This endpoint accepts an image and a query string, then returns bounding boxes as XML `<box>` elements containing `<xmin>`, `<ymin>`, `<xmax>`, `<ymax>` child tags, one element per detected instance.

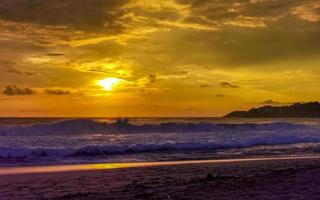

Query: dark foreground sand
<box><xmin>1</xmin><ymin>157</ymin><xmax>320</xmax><ymax>200</ymax></box>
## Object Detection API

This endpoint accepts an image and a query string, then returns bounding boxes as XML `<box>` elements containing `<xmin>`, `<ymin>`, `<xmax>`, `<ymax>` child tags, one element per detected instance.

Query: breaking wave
<box><xmin>0</xmin><ymin>118</ymin><xmax>314</xmax><ymax>136</ymax></box>
<box><xmin>1</xmin><ymin>133</ymin><xmax>320</xmax><ymax>159</ymax></box>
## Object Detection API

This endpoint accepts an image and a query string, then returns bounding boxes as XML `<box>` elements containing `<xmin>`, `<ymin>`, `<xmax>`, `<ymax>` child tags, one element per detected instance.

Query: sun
<box><xmin>98</xmin><ymin>77</ymin><xmax>121</xmax><ymax>91</ymax></box>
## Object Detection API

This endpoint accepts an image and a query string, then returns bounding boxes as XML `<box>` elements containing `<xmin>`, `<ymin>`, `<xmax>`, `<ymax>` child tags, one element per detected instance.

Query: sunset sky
<box><xmin>0</xmin><ymin>0</ymin><xmax>320</xmax><ymax>117</ymax></box>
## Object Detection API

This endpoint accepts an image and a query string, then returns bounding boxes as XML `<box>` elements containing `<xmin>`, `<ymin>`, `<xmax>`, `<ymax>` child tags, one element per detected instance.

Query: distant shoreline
<box><xmin>225</xmin><ymin>102</ymin><xmax>320</xmax><ymax>118</ymax></box>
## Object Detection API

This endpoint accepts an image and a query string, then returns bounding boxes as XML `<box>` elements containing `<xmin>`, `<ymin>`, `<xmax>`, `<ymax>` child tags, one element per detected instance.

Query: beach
<box><xmin>2</xmin><ymin>0</ymin><xmax>320</xmax><ymax>198</ymax></box>
<box><xmin>1</xmin><ymin>156</ymin><xmax>320</xmax><ymax>200</ymax></box>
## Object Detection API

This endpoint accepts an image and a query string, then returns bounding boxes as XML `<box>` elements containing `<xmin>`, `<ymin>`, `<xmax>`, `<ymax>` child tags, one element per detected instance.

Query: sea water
<box><xmin>1</xmin><ymin>117</ymin><xmax>320</xmax><ymax>166</ymax></box>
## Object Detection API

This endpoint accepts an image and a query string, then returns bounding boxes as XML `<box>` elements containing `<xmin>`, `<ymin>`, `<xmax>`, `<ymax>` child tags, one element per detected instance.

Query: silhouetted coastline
<box><xmin>225</xmin><ymin>102</ymin><xmax>320</xmax><ymax>118</ymax></box>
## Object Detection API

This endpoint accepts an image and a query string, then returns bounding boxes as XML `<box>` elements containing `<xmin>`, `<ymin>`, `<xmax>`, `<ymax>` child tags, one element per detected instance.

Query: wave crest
<box><xmin>0</xmin><ymin>118</ymin><xmax>312</xmax><ymax>136</ymax></box>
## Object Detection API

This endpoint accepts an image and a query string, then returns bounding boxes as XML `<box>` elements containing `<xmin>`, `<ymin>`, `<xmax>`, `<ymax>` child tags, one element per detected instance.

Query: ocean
<box><xmin>1</xmin><ymin>117</ymin><xmax>320</xmax><ymax>166</ymax></box>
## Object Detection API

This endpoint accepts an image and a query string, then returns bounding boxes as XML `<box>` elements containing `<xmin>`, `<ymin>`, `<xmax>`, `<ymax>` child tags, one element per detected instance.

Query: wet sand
<box><xmin>1</xmin><ymin>156</ymin><xmax>320</xmax><ymax>199</ymax></box>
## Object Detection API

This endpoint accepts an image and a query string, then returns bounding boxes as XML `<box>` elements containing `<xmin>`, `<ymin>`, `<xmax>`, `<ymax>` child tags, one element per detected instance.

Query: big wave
<box><xmin>0</xmin><ymin>118</ymin><xmax>314</xmax><ymax>136</ymax></box>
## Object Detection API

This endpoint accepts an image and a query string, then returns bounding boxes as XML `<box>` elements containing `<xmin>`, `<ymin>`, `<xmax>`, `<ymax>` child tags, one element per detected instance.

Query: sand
<box><xmin>1</xmin><ymin>156</ymin><xmax>320</xmax><ymax>199</ymax></box>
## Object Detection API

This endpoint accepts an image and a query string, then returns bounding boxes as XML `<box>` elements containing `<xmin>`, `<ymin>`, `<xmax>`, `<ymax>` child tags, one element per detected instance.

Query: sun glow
<box><xmin>98</xmin><ymin>78</ymin><xmax>121</xmax><ymax>91</ymax></box>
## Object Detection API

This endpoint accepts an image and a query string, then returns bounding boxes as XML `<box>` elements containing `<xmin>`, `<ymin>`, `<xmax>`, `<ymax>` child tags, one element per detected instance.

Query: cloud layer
<box><xmin>45</xmin><ymin>89</ymin><xmax>71</xmax><ymax>95</ymax></box>
<box><xmin>0</xmin><ymin>0</ymin><xmax>320</xmax><ymax>116</ymax></box>
<box><xmin>3</xmin><ymin>85</ymin><xmax>34</xmax><ymax>95</ymax></box>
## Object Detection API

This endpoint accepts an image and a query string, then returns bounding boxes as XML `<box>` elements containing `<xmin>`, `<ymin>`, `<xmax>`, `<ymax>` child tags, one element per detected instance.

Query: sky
<box><xmin>0</xmin><ymin>0</ymin><xmax>320</xmax><ymax>117</ymax></box>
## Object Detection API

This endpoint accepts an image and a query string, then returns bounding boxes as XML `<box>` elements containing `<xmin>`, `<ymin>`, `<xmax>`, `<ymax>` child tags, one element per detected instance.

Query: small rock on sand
<box><xmin>206</xmin><ymin>173</ymin><xmax>214</xmax><ymax>181</ymax></box>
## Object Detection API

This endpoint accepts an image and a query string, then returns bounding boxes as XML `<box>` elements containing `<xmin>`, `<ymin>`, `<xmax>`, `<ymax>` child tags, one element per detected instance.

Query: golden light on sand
<box><xmin>98</xmin><ymin>78</ymin><xmax>121</xmax><ymax>91</ymax></box>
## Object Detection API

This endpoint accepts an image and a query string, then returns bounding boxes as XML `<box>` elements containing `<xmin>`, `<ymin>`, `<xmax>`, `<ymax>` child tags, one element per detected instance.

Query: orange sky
<box><xmin>0</xmin><ymin>0</ymin><xmax>320</xmax><ymax>117</ymax></box>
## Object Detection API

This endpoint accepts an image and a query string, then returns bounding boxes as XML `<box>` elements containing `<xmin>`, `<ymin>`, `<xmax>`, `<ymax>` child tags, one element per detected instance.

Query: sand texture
<box><xmin>1</xmin><ymin>158</ymin><xmax>320</xmax><ymax>199</ymax></box>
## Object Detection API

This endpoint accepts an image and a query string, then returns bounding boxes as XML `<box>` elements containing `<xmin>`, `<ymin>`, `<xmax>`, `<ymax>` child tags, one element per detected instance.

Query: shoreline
<box><xmin>1</xmin><ymin>155</ymin><xmax>320</xmax><ymax>175</ymax></box>
<box><xmin>2</xmin><ymin>156</ymin><xmax>320</xmax><ymax>199</ymax></box>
